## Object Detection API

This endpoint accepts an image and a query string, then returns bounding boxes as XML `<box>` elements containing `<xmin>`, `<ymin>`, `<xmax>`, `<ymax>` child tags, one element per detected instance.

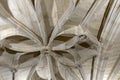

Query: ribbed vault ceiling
<box><xmin>0</xmin><ymin>0</ymin><xmax>120</xmax><ymax>80</ymax></box>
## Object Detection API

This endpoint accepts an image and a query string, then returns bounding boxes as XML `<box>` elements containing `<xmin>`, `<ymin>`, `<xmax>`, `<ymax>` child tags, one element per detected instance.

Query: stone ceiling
<box><xmin>0</xmin><ymin>0</ymin><xmax>120</xmax><ymax>80</ymax></box>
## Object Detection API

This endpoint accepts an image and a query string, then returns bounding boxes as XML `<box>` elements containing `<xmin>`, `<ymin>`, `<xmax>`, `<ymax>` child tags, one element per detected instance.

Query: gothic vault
<box><xmin>0</xmin><ymin>0</ymin><xmax>120</xmax><ymax>80</ymax></box>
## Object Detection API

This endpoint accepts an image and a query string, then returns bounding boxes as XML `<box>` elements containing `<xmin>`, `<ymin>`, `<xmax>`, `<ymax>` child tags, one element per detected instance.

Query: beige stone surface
<box><xmin>0</xmin><ymin>0</ymin><xmax>120</xmax><ymax>80</ymax></box>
